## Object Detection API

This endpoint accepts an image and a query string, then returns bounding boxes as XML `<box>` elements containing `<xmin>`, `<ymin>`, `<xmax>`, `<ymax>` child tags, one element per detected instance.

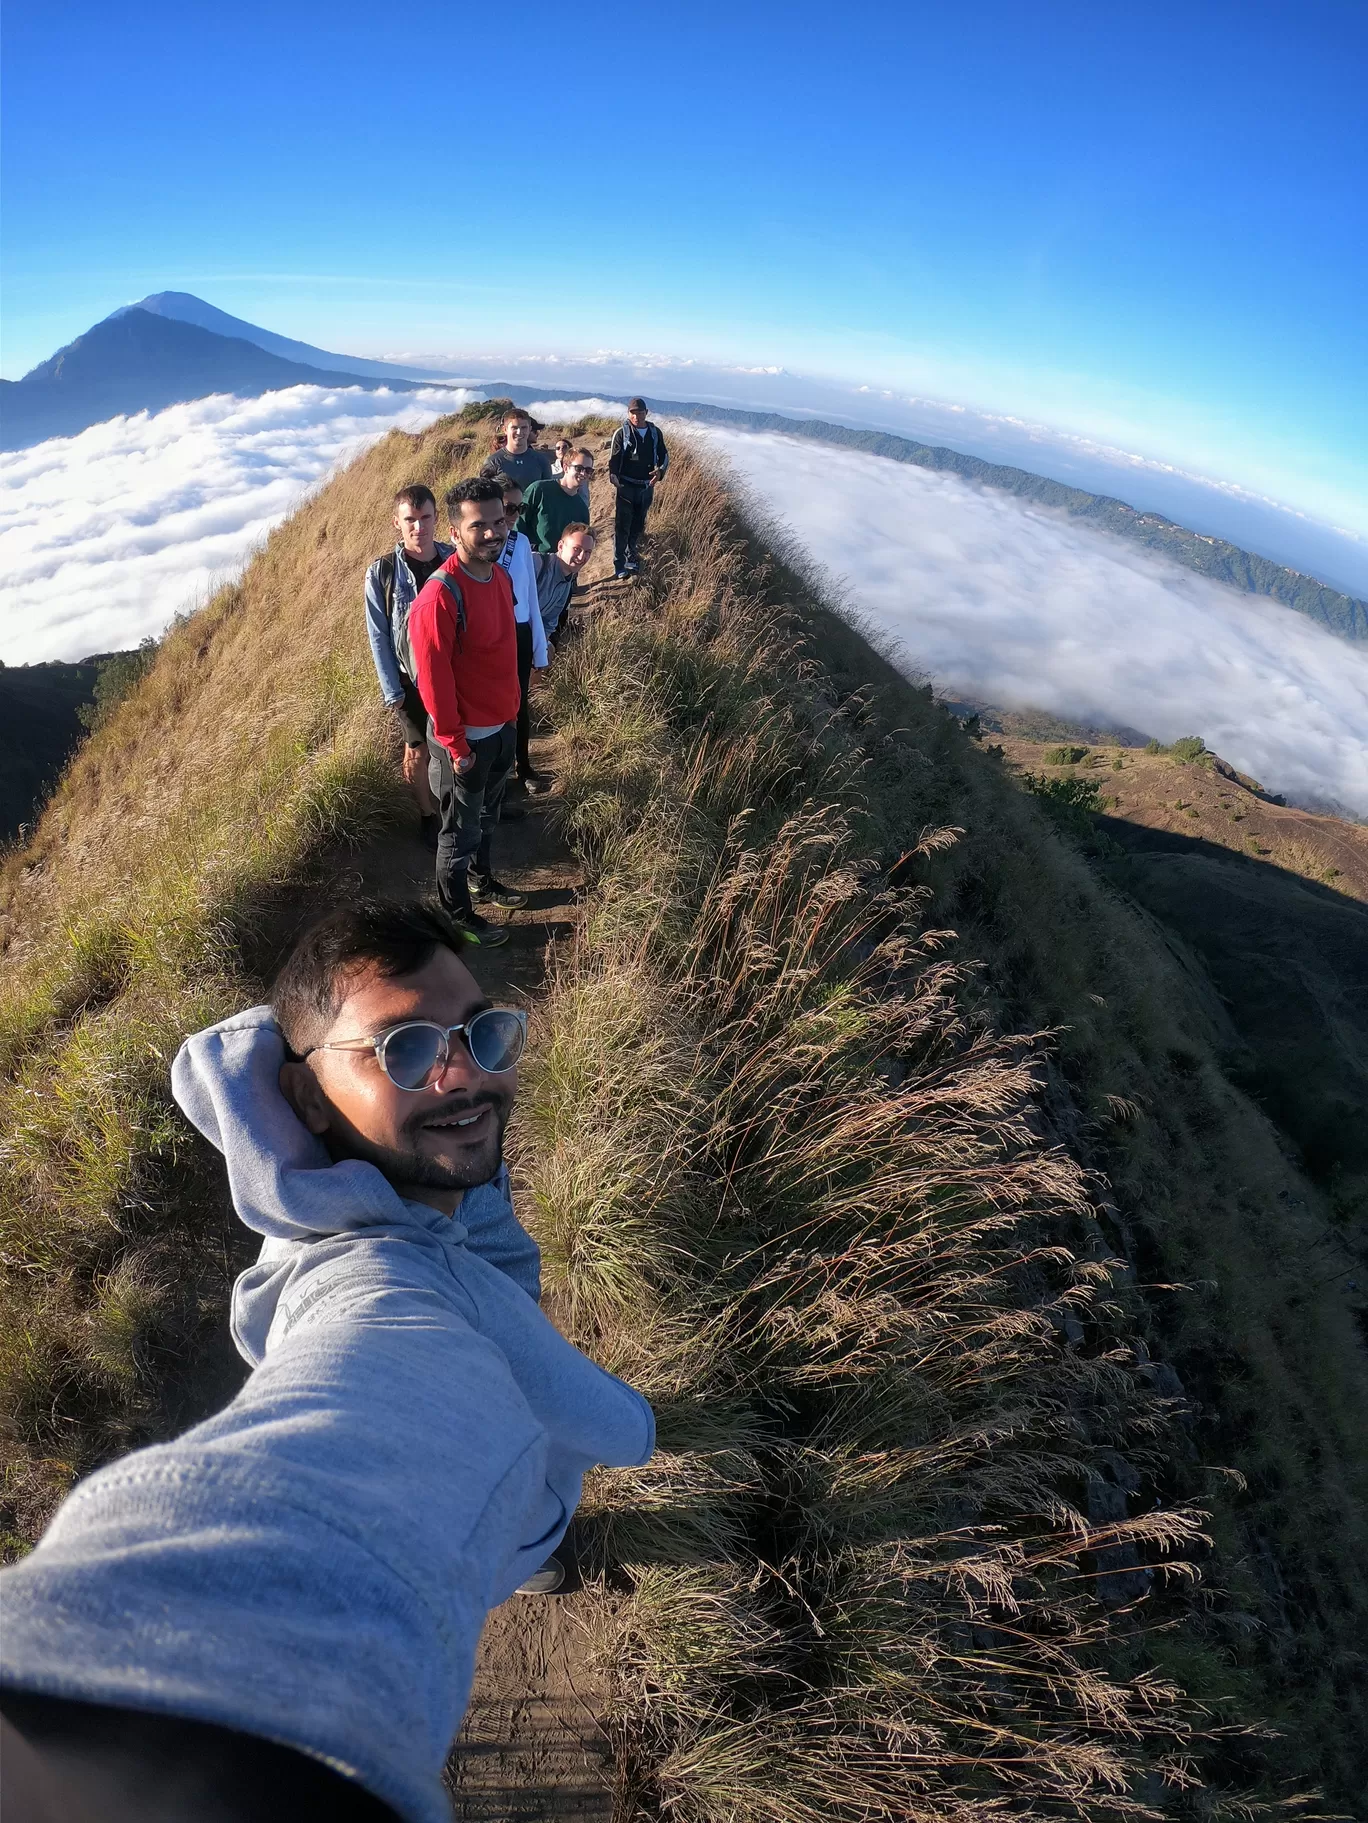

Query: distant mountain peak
<box><xmin>108</xmin><ymin>292</ymin><xmax>442</xmax><ymax>385</ymax></box>
<box><xmin>0</xmin><ymin>308</ymin><xmax>425</xmax><ymax>452</ymax></box>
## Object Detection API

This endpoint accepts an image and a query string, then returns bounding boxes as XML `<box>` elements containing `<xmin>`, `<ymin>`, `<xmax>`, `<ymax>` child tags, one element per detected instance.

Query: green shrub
<box><xmin>1043</xmin><ymin>744</ymin><xmax>1088</xmax><ymax>765</ymax></box>
<box><xmin>1169</xmin><ymin>735</ymin><xmax>1206</xmax><ymax>763</ymax></box>
<box><xmin>76</xmin><ymin>638</ymin><xmax>158</xmax><ymax>732</ymax></box>
<box><xmin>1020</xmin><ymin>770</ymin><xmax>1104</xmax><ymax>836</ymax></box>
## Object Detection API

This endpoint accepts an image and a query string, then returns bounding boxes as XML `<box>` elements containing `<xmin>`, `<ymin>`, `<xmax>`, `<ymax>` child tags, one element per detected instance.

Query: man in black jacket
<box><xmin>607</xmin><ymin>398</ymin><xmax>668</xmax><ymax>580</ymax></box>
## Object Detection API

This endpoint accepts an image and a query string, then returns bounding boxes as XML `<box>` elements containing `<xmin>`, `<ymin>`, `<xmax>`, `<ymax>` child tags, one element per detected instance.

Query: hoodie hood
<box><xmin>171</xmin><ymin>1004</ymin><xmax>529</xmax><ymax>1363</ymax></box>
<box><xmin>172</xmin><ymin>1003</ymin><xmax>442</xmax><ymax>1243</ymax></box>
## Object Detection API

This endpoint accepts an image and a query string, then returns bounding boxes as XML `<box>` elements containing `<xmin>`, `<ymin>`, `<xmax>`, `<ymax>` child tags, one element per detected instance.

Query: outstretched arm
<box><xmin>0</xmin><ymin>1258</ymin><xmax>554</xmax><ymax>1823</ymax></box>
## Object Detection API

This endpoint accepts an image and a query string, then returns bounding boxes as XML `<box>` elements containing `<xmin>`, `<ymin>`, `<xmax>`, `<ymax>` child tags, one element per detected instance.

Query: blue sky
<box><xmin>3</xmin><ymin>0</ymin><xmax>1365</xmax><ymax>531</ymax></box>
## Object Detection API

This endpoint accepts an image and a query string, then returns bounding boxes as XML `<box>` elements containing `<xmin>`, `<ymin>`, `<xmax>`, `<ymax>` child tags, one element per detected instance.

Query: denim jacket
<box><xmin>364</xmin><ymin>542</ymin><xmax>455</xmax><ymax>705</ymax></box>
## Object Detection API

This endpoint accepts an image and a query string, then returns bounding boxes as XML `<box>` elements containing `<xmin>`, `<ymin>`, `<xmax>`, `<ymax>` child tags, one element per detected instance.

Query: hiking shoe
<box><xmin>613</xmin><ymin>568</ymin><xmax>631</xmax><ymax>581</ymax></box>
<box><xmin>470</xmin><ymin>874</ymin><xmax>527</xmax><ymax>909</ymax></box>
<box><xmin>516</xmin><ymin>1555</ymin><xmax>566</xmax><ymax>1595</ymax></box>
<box><xmin>519</xmin><ymin>768</ymin><xmax>552</xmax><ymax>796</ymax></box>
<box><xmin>624</xmin><ymin>558</ymin><xmax>640</xmax><ymax>573</ymax></box>
<box><xmin>448</xmin><ymin>904</ymin><xmax>510</xmax><ymax>947</ymax></box>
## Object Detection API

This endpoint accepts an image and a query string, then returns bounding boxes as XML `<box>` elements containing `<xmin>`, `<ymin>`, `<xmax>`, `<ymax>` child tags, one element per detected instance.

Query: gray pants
<box><xmin>429</xmin><ymin>723</ymin><xmax>515</xmax><ymax>908</ymax></box>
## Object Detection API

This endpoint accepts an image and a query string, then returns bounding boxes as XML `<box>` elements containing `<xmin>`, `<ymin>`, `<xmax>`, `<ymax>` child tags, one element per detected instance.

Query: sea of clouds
<box><xmin>0</xmin><ymin>388</ymin><xmax>629</xmax><ymax>667</ymax></box>
<box><xmin>0</xmin><ymin>383</ymin><xmax>489</xmax><ymax>665</ymax></box>
<box><xmin>697</xmin><ymin>428</ymin><xmax>1368</xmax><ymax>816</ymax></box>
<box><xmin>6</xmin><ymin>389</ymin><xmax>1364</xmax><ymax>816</ymax></box>
<box><xmin>414</xmin><ymin>352</ymin><xmax>1368</xmax><ymax>593</ymax></box>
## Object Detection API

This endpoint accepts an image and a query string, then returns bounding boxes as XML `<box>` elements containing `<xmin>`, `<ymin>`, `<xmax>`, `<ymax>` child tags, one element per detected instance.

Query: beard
<box><xmin>325</xmin><ymin>1088</ymin><xmax>512</xmax><ymax>1193</ymax></box>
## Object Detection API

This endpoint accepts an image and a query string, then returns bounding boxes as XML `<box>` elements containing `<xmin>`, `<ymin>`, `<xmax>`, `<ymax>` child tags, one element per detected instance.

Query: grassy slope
<box><xmin>531</xmin><ymin>447</ymin><xmax>1368</xmax><ymax>1812</ymax></box>
<box><xmin>1</xmin><ymin>413</ymin><xmax>1364</xmax><ymax>1811</ymax></box>
<box><xmin>0</xmin><ymin>406</ymin><xmax>509</xmax><ymax>1543</ymax></box>
<box><xmin>1001</xmin><ymin>736</ymin><xmax>1368</xmax><ymax>1229</ymax></box>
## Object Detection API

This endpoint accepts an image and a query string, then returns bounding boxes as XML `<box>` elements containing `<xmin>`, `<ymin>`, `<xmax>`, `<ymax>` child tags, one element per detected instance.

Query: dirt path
<box><xmin>338</xmin><ymin>557</ymin><xmax>625</xmax><ymax>1821</ymax></box>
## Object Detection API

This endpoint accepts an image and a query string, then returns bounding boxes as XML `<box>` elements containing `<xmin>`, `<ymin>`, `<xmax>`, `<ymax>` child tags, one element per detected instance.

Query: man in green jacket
<box><xmin>519</xmin><ymin>449</ymin><xmax>596</xmax><ymax>552</ymax></box>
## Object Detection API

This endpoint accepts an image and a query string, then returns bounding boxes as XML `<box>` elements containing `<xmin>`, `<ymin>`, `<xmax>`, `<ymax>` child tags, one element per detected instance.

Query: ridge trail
<box><xmin>329</xmin><ymin>479</ymin><xmax>622</xmax><ymax>1818</ymax></box>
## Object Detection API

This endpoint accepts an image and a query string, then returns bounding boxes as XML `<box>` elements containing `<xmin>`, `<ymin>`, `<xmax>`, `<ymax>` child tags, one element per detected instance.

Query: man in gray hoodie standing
<box><xmin>0</xmin><ymin>899</ymin><xmax>654</xmax><ymax>1823</ymax></box>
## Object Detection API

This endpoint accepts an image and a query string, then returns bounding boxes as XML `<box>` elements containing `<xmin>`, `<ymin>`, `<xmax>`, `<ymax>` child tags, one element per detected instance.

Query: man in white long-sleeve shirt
<box><xmin>495</xmin><ymin>479</ymin><xmax>550</xmax><ymax>794</ymax></box>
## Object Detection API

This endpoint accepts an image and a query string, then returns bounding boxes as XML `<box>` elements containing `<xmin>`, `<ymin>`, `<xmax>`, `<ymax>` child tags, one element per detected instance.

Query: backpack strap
<box><xmin>378</xmin><ymin>552</ymin><xmax>397</xmax><ymax>617</ymax></box>
<box><xmin>433</xmin><ymin>568</ymin><xmax>467</xmax><ymax>644</ymax></box>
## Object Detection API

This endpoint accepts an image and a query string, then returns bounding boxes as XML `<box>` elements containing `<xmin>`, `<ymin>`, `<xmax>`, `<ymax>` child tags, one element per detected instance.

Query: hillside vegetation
<box><xmin>0</xmin><ymin>654</ymin><xmax>112</xmax><ymax>841</ymax></box>
<box><xmin>2</xmin><ymin>408</ymin><xmax>1366</xmax><ymax>1814</ymax></box>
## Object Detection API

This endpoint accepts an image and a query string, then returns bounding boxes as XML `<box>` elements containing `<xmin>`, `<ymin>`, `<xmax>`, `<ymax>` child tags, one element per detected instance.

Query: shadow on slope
<box><xmin>0</xmin><ymin>656</ymin><xmax>111</xmax><ymax>841</ymax></box>
<box><xmin>1102</xmin><ymin>823</ymin><xmax>1368</xmax><ymax>1213</ymax></box>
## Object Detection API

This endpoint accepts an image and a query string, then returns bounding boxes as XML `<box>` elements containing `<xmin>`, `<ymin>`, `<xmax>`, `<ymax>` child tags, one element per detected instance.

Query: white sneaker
<box><xmin>516</xmin><ymin>1555</ymin><xmax>566</xmax><ymax>1595</ymax></box>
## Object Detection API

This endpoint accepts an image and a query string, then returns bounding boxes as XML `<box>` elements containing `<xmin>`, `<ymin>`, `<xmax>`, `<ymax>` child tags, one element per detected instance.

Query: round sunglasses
<box><xmin>300</xmin><ymin>1009</ymin><xmax>527</xmax><ymax>1090</ymax></box>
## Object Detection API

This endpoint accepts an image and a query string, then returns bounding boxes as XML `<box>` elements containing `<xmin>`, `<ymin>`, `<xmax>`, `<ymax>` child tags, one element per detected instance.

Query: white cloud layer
<box><xmin>524</xmin><ymin>397</ymin><xmax>627</xmax><ymax>421</ymax></box>
<box><xmin>699</xmin><ymin>429</ymin><xmax>1368</xmax><ymax>816</ymax></box>
<box><xmin>0</xmin><ymin>384</ymin><xmax>480</xmax><ymax>665</ymax></box>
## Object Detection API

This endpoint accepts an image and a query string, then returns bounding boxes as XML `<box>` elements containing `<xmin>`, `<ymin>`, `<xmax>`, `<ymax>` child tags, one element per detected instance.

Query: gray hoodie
<box><xmin>0</xmin><ymin>1006</ymin><xmax>654</xmax><ymax>1823</ymax></box>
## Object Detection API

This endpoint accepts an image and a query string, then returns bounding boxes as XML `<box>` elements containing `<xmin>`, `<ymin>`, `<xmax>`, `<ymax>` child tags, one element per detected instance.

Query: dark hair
<box><xmin>501</xmin><ymin>409</ymin><xmax>531</xmax><ymax>428</ymax></box>
<box><xmin>499</xmin><ymin>476</ymin><xmax>525</xmax><ymax>499</ymax></box>
<box><xmin>444</xmin><ymin>477</ymin><xmax>506</xmax><ymax>515</ymax></box>
<box><xmin>271</xmin><ymin>898</ymin><xmax>467</xmax><ymax>1054</ymax></box>
<box><xmin>393</xmin><ymin>483</ymin><xmax>436</xmax><ymax>512</ymax></box>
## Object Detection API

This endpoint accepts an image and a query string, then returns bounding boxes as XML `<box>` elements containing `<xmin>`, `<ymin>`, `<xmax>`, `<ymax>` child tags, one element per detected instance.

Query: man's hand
<box><xmin>401</xmin><ymin>744</ymin><xmax>425</xmax><ymax>786</ymax></box>
<box><xmin>457</xmin><ymin>751</ymin><xmax>476</xmax><ymax>775</ymax></box>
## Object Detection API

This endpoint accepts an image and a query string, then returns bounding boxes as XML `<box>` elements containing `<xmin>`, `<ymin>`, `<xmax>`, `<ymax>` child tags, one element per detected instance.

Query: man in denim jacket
<box><xmin>363</xmin><ymin>484</ymin><xmax>453</xmax><ymax>847</ymax></box>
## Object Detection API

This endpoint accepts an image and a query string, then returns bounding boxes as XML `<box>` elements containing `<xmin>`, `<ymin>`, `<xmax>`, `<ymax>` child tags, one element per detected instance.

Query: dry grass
<box><xmin>521</xmin><ymin>442</ymin><xmax>1367</xmax><ymax>1814</ymax></box>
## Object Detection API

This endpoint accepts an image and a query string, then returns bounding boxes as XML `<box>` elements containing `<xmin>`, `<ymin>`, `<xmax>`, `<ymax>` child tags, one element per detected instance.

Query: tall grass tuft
<box><xmin>519</xmin><ymin>440</ymin><xmax>1364</xmax><ymax>1814</ymax></box>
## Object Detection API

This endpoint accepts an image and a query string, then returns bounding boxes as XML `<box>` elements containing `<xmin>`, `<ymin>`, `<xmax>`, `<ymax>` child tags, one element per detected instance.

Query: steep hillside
<box><xmin>996</xmin><ymin>735</ymin><xmax>1368</xmax><ymax>1224</ymax></box>
<box><xmin>2</xmin><ymin>410</ymin><xmax>1366</xmax><ymax>1813</ymax></box>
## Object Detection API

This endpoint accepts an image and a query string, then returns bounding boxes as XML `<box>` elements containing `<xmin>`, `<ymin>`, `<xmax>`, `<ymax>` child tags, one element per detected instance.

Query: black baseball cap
<box><xmin>627</xmin><ymin>397</ymin><xmax>648</xmax><ymax>412</ymax></box>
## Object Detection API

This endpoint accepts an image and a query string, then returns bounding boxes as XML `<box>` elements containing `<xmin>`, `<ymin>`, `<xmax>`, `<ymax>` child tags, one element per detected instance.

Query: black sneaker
<box><xmin>470</xmin><ymin>874</ymin><xmax>528</xmax><ymax>909</ymax></box>
<box><xmin>448</xmin><ymin>904</ymin><xmax>510</xmax><ymax>947</ymax></box>
<box><xmin>519</xmin><ymin>768</ymin><xmax>552</xmax><ymax>796</ymax></box>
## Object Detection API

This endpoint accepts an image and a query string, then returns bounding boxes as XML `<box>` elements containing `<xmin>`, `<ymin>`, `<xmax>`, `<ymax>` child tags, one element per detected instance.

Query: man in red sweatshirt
<box><xmin>408</xmin><ymin>477</ymin><xmax>527</xmax><ymax>947</ymax></box>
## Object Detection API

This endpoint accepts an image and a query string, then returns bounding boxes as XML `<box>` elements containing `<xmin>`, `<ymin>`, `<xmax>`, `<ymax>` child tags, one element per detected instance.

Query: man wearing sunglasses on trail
<box><xmin>1</xmin><ymin>899</ymin><xmax>654</xmax><ymax>1823</ymax></box>
<box><xmin>517</xmin><ymin>448</ymin><xmax>597</xmax><ymax>553</ymax></box>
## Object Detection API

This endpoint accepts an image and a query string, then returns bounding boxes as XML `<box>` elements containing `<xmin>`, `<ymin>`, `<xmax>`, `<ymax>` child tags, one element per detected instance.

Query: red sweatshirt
<box><xmin>408</xmin><ymin>557</ymin><xmax>520</xmax><ymax>765</ymax></box>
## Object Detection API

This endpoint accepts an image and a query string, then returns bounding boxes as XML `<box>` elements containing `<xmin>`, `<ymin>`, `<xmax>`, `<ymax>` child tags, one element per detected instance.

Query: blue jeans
<box><xmin>429</xmin><ymin>723</ymin><xmax>515</xmax><ymax>908</ymax></box>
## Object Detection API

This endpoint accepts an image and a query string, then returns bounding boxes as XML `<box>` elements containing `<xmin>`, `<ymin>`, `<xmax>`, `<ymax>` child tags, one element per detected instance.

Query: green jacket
<box><xmin>519</xmin><ymin>478</ymin><xmax>591</xmax><ymax>553</ymax></box>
